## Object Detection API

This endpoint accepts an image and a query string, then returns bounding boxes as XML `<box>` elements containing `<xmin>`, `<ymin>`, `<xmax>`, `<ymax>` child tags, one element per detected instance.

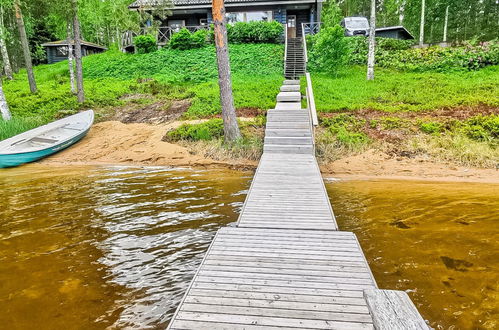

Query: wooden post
<box><xmin>367</xmin><ymin>0</ymin><xmax>376</xmax><ymax>81</ymax></box>
<box><xmin>72</xmin><ymin>0</ymin><xmax>84</xmax><ymax>103</ymax></box>
<box><xmin>419</xmin><ymin>0</ymin><xmax>425</xmax><ymax>47</ymax></box>
<box><xmin>14</xmin><ymin>0</ymin><xmax>37</xmax><ymax>93</ymax></box>
<box><xmin>212</xmin><ymin>0</ymin><xmax>241</xmax><ymax>142</ymax></box>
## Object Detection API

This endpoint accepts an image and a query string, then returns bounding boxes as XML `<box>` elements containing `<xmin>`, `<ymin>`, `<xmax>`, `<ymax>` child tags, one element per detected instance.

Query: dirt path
<box><xmin>41</xmin><ymin>121</ymin><xmax>499</xmax><ymax>183</ymax></box>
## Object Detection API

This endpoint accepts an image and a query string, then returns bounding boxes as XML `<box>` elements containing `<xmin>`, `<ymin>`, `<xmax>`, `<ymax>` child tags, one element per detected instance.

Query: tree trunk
<box><xmin>419</xmin><ymin>0</ymin><xmax>425</xmax><ymax>47</ymax></box>
<box><xmin>67</xmin><ymin>22</ymin><xmax>76</xmax><ymax>94</ymax></box>
<box><xmin>0</xmin><ymin>5</ymin><xmax>13</xmax><ymax>80</ymax></box>
<box><xmin>212</xmin><ymin>0</ymin><xmax>240</xmax><ymax>142</ymax></box>
<box><xmin>14</xmin><ymin>0</ymin><xmax>37</xmax><ymax>93</ymax></box>
<box><xmin>0</xmin><ymin>78</ymin><xmax>11</xmax><ymax>120</ymax></box>
<box><xmin>443</xmin><ymin>6</ymin><xmax>449</xmax><ymax>43</ymax></box>
<box><xmin>72</xmin><ymin>0</ymin><xmax>84</xmax><ymax>103</ymax></box>
<box><xmin>367</xmin><ymin>0</ymin><xmax>376</xmax><ymax>81</ymax></box>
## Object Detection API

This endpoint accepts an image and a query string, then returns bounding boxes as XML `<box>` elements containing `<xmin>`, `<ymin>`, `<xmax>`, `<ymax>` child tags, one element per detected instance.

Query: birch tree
<box><xmin>443</xmin><ymin>5</ymin><xmax>449</xmax><ymax>43</ymax></box>
<box><xmin>0</xmin><ymin>3</ymin><xmax>12</xmax><ymax>80</ymax></box>
<box><xmin>419</xmin><ymin>0</ymin><xmax>425</xmax><ymax>46</ymax></box>
<box><xmin>66</xmin><ymin>22</ymin><xmax>75</xmax><ymax>94</ymax></box>
<box><xmin>13</xmin><ymin>0</ymin><xmax>36</xmax><ymax>93</ymax></box>
<box><xmin>0</xmin><ymin>76</ymin><xmax>11</xmax><ymax>120</ymax></box>
<box><xmin>212</xmin><ymin>0</ymin><xmax>240</xmax><ymax>142</ymax></box>
<box><xmin>72</xmin><ymin>0</ymin><xmax>84</xmax><ymax>103</ymax></box>
<box><xmin>367</xmin><ymin>0</ymin><xmax>376</xmax><ymax>81</ymax></box>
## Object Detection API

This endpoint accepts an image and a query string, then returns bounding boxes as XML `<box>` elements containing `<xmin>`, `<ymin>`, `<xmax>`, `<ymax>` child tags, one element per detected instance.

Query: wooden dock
<box><xmin>168</xmin><ymin>80</ymin><xmax>429</xmax><ymax>329</ymax></box>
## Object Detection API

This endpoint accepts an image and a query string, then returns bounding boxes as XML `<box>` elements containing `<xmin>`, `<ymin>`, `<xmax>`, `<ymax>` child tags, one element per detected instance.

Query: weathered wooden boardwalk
<box><xmin>168</xmin><ymin>80</ymin><xmax>429</xmax><ymax>329</ymax></box>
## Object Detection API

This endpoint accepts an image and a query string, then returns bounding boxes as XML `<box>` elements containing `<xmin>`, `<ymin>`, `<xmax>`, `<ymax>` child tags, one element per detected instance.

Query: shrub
<box><xmin>166</xmin><ymin>119</ymin><xmax>224</xmax><ymax>141</ymax></box>
<box><xmin>169</xmin><ymin>28</ymin><xmax>193</xmax><ymax>50</ymax></box>
<box><xmin>309</xmin><ymin>25</ymin><xmax>350</xmax><ymax>75</ymax></box>
<box><xmin>380</xmin><ymin>117</ymin><xmax>408</xmax><ymax>129</ymax></box>
<box><xmin>461</xmin><ymin>115</ymin><xmax>499</xmax><ymax>142</ymax></box>
<box><xmin>346</xmin><ymin>37</ymin><xmax>499</xmax><ymax>72</ymax></box>
<box><xmin>134</xmin><ymin>35</ymin><xmax>157</xmax><ymax>54</ymax></box>
<box><xmin>226</xmin><ymin>21</ymin><xmax>283</xmax><ymax>43</ymax></box>
<box><xmin>420</xmin><ymin>121</ymin><xmax>442</xmax><ymax>134</ymax></box>
<box><xmin>191</xmin><ymin>29</ymin><xmax>209</xmax><ymax>48</ymax></box>
<box><xmin>335</xmin><ymin>126</ymin><xmax>370</xmax><ymax>150</ymax></box>
<box><xmin>169</xmin><ymin>28</ymin><xmax>209</xmax><ymax>50</ymax></box>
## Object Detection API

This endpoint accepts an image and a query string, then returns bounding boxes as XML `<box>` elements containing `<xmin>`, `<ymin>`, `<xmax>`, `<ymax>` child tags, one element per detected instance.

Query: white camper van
<box><xmin>340</xmin><ymin>17</ymin><xmax>370</xmax><ymax>36</ymax></box>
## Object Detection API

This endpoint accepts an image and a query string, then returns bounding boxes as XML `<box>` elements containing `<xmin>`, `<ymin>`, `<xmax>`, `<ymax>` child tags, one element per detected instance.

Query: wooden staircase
<box><xmin>285</xmin><ymin>38</ymin><xmax>306</xmax><ymax>79</ymax></box>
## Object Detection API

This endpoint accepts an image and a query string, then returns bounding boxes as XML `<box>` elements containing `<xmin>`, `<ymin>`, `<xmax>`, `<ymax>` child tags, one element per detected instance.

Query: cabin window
<box><xmin>168</xmin><ymin>20</ymin><xmax>185</xmax><ymax>31</ymax></box>
<box><xmin>56</xmin><ymin>46</ymin><xmax>68</xmax><ymax>57</ymax></box>
<box><xmin>226</xmin><ymin>11</ymin><xmax>273</xmax><ymax>24</ymax></box>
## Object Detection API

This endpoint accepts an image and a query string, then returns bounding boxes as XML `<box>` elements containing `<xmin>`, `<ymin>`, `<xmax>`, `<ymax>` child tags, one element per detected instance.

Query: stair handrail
<box><xmin>301</xmin><ymin>23</ymin><xmax>308</xmax><ymax>64</ymax></box>
<box><xmin>283</xmin><ymin>23</ymin><xmax>288</xmax><ymax>75</ymax></box>
<box><xmin>306</xmin><ymin>72</ymin><xmax>319</xmax><ymax>127</ymax></box>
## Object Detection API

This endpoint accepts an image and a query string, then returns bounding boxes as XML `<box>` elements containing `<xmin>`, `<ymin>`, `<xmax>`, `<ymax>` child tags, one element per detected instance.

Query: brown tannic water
<box><xmin>0</xmin><ymin>166</ymin><xmax>497</xmax><ymax>329</ymax></box>
<box><xmin>326</xmin><ymin>179</ymin><xmax>499</xmax><ymax>330</ymax></box>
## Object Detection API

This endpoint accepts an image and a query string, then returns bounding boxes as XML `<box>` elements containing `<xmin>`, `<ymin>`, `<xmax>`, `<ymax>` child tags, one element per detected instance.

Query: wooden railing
<box><xmin>302</xmin><ymin>22</ymin><xmax>322</xmax><ymax>35</ymax></box>
<box><xmin>283</xmin><ymin>24</ymin><xmax>288</xmax><ymax>75</ymax></box>
<box><xmin>301</xmin><ymin>23</ymin><xmax>308</xmax><ymax>65</ymax></box>
<box><xmin>305</xmin><ymin>73</ymin><xmax>318</xmax><ymax>127</ymax></box>
<box><xmin>121</xmin><ymin>25</ymin><xmax>209</xmax><ymax>50</ymax></box>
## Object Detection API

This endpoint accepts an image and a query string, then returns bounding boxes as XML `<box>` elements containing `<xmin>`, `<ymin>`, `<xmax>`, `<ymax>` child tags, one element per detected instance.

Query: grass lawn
<box><xmin>309</xmin><ymin>66</ymin><xmax>499</xmax><ymax>113</ymax></box>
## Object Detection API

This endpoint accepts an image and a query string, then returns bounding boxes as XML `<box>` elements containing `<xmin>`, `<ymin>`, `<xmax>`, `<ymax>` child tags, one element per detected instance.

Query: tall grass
<box><xmin>0</xmin><ymin>117</ymin><xmax>46</xmax><ymax>141</ymax></box>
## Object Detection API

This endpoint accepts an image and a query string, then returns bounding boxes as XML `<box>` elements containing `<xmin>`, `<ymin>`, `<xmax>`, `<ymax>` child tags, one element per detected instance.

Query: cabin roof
<box><xmin>129</xmin><ymin>0</ymin><xmax>322</xmax><ymax>10</ymax></box>
<box><xmin>41</xmin><ymin>40</ymin><xmax>107</xmax><ymax>50</ymax></box>
<box><xmin>375</xmin><ymin>26</ymin><xmax>414</xmax><ymax>39</ymax></box>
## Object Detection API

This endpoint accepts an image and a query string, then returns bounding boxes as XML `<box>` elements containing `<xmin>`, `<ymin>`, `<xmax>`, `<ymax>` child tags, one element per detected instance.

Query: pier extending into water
<box><xmin>168</xmin><ymin>79</ymin><xmax>429</xmax><ymax>329</ymax></box>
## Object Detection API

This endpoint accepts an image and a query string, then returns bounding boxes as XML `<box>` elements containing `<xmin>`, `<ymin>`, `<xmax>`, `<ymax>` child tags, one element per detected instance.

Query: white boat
<box><xmin>0</xmin><ymin>110</ymin><xmax>94</xmax><ymax>168</ymax></box>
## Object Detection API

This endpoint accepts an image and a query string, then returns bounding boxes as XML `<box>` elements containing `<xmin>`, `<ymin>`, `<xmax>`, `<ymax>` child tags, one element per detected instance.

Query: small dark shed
<box><xmin>42</xmin><ymin>40</ymin><xmax>107</xmax><ymax>64</ymax></box>
<box><xmin>375</xmin><ymin>26</ymin><xmax>414</xmax><ymax>40</ymax></box>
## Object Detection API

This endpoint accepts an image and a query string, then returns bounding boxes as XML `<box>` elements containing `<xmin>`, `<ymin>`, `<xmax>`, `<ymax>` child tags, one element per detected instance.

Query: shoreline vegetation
<box><xmin>1</xmin><ymin>40</ymin><xmax>498</xmax><ymax>182</ymax></box>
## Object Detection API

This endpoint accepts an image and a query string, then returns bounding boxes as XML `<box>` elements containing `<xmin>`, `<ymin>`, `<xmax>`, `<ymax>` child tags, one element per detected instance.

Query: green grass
<box><xmin>2</xmin><ymin>44</ymin><xmax>284</xmax><ymax>126</ymax></box>
<box><xmin>309</xmin><ymin>66</ymin><xmax>499</xmax><ymax>112</ymax></box>
<box><xmin>0</xmin><ymin>117</ymin><xmax>46</xmax><ymax>141</ymax></box>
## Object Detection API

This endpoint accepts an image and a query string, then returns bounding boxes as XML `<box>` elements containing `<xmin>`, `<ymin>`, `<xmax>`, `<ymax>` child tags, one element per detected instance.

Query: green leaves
<box><xmin>169</xmin><ymin>28</ymin><xmax>208</xmax><ymax>50</ymax></box>
<box><xmin>226</xmin><ymin>21</ymin><xmax>284</xmax><ymax>44</ymax></box>
<box><xmin>134</xmin><ymin>35</ymin><xmax>157</xmax><ymax>54</ymax></box>
<box><xmin>309</xmin><ymin>25</ymin><xmax>350</xmax><ymax>75</ymax></box>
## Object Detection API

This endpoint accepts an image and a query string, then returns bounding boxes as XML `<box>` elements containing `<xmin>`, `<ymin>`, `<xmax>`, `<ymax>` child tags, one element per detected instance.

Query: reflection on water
<box><xmin>326</xmin><ymin>180</ymin><xmax>499</xmax><ymax>329</ymax></box>
<box><xmin>1</xmin><ymin>166</ymin><xmax>498</xmax><ymax>329</ymax></box>
<box><xmin>0</xmin><ymin>165</ymin><xmax>250</xmax><ymax>329</ymax></box>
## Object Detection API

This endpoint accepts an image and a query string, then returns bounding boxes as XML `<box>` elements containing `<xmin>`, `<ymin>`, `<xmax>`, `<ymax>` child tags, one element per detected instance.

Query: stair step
<box><xmin>280</xmin><ymin>85</ymin><xmax>300</xmax><ymax>92</ymax></box>
<box><xmin>265</xmin><ymin>129</ymin><xmax>312</xmax><ymax>137</ymax></box>
<box><xmin>274</xmin><ymin>102</ymin><xmax>301</xmax><ymax>110</ymax></box>
<box><xmin>276</xmin><ymin>92</ymin><xmax>301</xmax><ymax>102</ymax></box>
<box><xmin>282</xmin><ymin>80</ymin><xmax>300</xmax><ymax>85</ymax></box>
<box><xmin>266</xmin><ymin>122</ymin><xmax>310</xmax><ymax>129</ymax></box>
<box><xmin>264</xmin><ymin>136</ymin><xmax>312</xmax><ymax>145</ymax></box>
<box><xmin>263</xmin><ymin>144</ymin><xmax>314</xmax><ymax>155</ymax></box>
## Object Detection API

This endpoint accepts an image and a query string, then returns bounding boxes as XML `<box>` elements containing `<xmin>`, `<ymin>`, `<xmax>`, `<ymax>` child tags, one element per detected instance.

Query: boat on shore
<box><xmin>0</xmin><ymin>110</ymin><xmax>94</xmax><ymax>168</ymax></box>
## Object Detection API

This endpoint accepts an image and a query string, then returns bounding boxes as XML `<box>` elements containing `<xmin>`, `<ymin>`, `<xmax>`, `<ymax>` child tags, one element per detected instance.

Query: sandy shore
<box><xmin>41</xmin><ymin>121</ymin><xmax>499</xmax><ymax>183</ymax></box>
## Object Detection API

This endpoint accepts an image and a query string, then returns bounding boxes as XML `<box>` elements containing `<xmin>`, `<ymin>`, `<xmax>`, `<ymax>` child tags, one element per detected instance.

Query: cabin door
<box><xmin>287</xmin><ymin>15</ymin><xmax>297</xmax><ymax>38</ymax></box>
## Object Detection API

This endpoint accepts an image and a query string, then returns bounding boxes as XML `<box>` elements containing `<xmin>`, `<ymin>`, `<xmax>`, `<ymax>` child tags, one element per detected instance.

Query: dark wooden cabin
<box><xmin>375</xmin><ymin>26</ymin><xmax>414</xmax><ymax>40</ymax></box>
<box><xmin>42</xmin><ymin>40</ymin><xmax>107</xmax><ymax>64</ymax></box>
<box><xmin>128</xmin><ymin>0</ymin><xmax>323</xmax><ymax>41</ymax></box>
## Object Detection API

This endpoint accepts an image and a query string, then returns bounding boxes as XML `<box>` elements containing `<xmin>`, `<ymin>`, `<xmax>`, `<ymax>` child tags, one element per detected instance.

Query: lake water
<box><xmin>0</xmin><ymin>165</ymin><xmax>497</xmax><ymax>329</ymax></box>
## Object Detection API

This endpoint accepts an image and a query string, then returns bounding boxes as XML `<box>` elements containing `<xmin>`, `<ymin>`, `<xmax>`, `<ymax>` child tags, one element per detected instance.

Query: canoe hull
<box><xmin>0</xmin><ymin>128</ymin><xmax>89</xmax><ymax>168</ymax></box>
